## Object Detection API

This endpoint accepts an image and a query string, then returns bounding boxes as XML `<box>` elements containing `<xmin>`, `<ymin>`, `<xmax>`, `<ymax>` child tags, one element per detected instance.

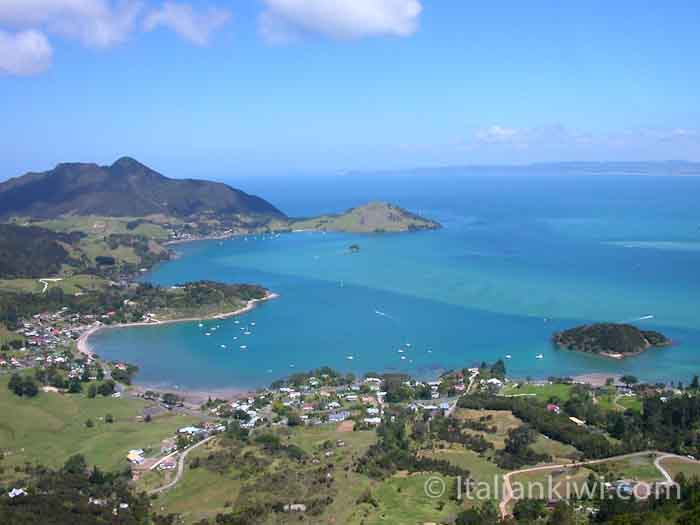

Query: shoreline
<box><xmin>76</xmin><ymin>292</ymin><xmax>279</xmax><ymax>358</ymax></box>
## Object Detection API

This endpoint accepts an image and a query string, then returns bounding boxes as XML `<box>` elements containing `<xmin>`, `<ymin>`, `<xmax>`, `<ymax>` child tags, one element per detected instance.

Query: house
<box><xmin>283</xmin><ymin>503</ymin><xmax>307</xmax><ymax>513</ymax></box>
<box><xmin>178</xmin><ymin>426</ymin><xmax>205</xmax><ymax>435</ymax></box>
<box><xmin>366</xmin><ymin>407</ymin><xmax>380</xmax><ymax>416</ymax></box>
<box><xmin>127</xmin><ymin>450</ymin><xmax>145</xmax><ymax>465</ymax></box>
<box><xmin>8</xmin><ymin>488</ymin><xmax>27</xmax><ymax>498</ymax></box>
<box><xmin>329</xmin><ymin>411</ymin><xmax>350</xmax><ymax>423</ymax></box>
<box><xmin>158</xmin><ymin>460</ymin><xmax>176</xmax><ymax>471</ymax></box>
<box><xmin>364</xmin><ymin>417</ymin><xmax>382</xmax><ymax>425</ymax></box>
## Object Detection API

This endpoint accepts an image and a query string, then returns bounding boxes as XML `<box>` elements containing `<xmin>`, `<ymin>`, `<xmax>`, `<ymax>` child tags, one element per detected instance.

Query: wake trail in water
<box><xmin>374</xmin><ymin>309</ymin><xmax>396</xmax><ymax>321</ymax></box>
<box><xmin>620</xmin><ymin>314</ymin><xmax>655</xmax><ymax>323</ymax></box>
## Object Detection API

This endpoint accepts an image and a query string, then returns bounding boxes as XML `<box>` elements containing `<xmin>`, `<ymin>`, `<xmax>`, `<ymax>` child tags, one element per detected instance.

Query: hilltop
<box><xmin>552</xmin><ymin>323</ymin><xmax>672</xmax><ymax>358</ymax></box>
<box><xmin>0</xmin><ymin>157</ymin><xmax>285</xmax><ymax>220</ymax></box>
<box><xmin>289</xmin><ymin>201</ymin><xmax>441</xmax><ymax>233</ymax></box>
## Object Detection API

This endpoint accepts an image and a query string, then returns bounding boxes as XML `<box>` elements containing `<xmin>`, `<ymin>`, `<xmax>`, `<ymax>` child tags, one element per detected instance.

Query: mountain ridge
<box><xmin>0</xmin><ymin>157</ymin><xmax>285</xmax><ymax>220</ymax></box>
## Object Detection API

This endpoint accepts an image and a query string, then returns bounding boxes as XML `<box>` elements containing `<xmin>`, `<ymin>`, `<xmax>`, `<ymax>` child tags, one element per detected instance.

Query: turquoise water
<box><xmin>92</xmin><ymin>173</ymin><xmax>700</xmax><ymax>389</ymax></box>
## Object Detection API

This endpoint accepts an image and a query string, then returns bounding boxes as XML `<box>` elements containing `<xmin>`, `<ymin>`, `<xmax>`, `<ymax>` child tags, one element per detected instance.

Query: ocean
<box><xmin>91</xmin><ymin>170</ymin><xmax>700</xmax><ymax>389</ymax></box>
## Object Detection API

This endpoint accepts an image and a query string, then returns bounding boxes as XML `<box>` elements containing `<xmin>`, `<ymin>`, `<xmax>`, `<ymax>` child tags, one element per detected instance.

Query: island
<box><xmin>552</xmin><ymin>323</ymin><xmax>672</xmax><ymax>359</ymax></box>
<box><xmin>286</xmin><ymin>201</ymin><xmax>441</xmax><ymax>233</ymax></box>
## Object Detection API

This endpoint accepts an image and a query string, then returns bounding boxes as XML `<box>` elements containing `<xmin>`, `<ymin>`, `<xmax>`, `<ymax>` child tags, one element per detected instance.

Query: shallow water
<box><xmin>92</xmin><ymin>172</ymin><xmax>700</xmax><ymax>389</ymax></box>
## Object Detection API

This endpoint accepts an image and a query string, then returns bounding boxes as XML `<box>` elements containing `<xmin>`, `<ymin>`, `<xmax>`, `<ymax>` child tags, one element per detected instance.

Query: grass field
<box><xmin>0</xmin><ymin>375</ymin><xmax>198</xmax><ymax>480</ymax></box>
<box><xmin>660</xmin><ymin>458</ymin><xmax>700</xmax><ymax>480</ymax></box>
<box><xmin>149</xmin><ymin>423</ymin><xmax>379</xmax><ymax>525</ymax></box>
<box><xmin>530</xmin><ymin>434</ymin><xmax>581</xmax><ymax>462</ymax></box>
<box><xmin>592</xmin><ymin>454</ymin><xmax>665</xmax><ymax>482</ymax></box>
<box><xmin>510</xmin><ymin>465</ymin><xmax>594</xmax><ymax>509</ymax></box>
<box><xmin>0</xmin><ymin>324</ymin><xmax>22</xmax><ymax>345</ymax></box>
<box><xmin>0</xmin><ymin>274</ymin><xmax>111</xmax><ymax>295</ymax></box>
<box><xmin>454</xmin><ymin>408</ymin><xmax>523</xmax><ymax>449</ymax></box>
<box><xmin>500</xmin><ymin>382</ymin><xmax>574</xmax><ymax>402</ymax></box>
<box><xmin>32</xmin><ymin>215</ymin><xmax>170</xmax><ymax>240</ymax></box>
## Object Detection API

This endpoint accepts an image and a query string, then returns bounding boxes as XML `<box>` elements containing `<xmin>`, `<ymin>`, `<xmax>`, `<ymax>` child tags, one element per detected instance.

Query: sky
<box><xmin>1</xmin><ymin>1</ymin><xmax>700</xmax><ymax>179</ymax></box>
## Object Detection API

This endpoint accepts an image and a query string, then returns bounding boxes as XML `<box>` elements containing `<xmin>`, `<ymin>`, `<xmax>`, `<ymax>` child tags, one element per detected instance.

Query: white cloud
<box><xmin>0</xmin><ymin>29</ymin><xmax>53</xmax><ymax>75</ymax></box>
<box><xmin>0</xmin><ymin>0</ymin><xmax>143</xmax><ymax>48</ymax></box>
<box><xmin>144</xmin><ymin>2</ymin><xmax>231</xmax><ymax>46</ymax></box>
<box><xmin>259</xmin><ymin>0</ymin><xmax>422</xmax><ymax>43</ymax></box>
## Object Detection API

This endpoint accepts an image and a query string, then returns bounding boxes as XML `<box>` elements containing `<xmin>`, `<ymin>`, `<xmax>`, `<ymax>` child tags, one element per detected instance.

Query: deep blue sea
<box><xmin>92</xmin><ymin>171</ymin><xmax>700</xmax><ymax>389</ymax></box>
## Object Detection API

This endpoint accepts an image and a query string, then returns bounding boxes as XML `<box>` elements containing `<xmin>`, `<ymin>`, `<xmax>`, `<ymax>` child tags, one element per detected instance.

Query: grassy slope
<box><xmin>147</xmin><ymin>424</ymin><xmax>378</xmax><ymax>525</ymax></box>
<box><xmin>291</xmin><ymin>202</ymin><xmax>438</xmax><ymax>233</ymax></box>
<box><xmin>500</xmin><ymin>382</ymin><xmax>575</xmax><ymax>402</ymax></box>
<box><xmin>0</xmin><ymin>324</ymin><xmax>22</xmax><ymax>345</ymax></box>
<box><xmin>660</xmin><ymin>458</ymin><xmax>700</xmax><ymax>480</ymax></box>
<box><xmin>0</xmin><ymin>375</ymin><xmax>197</xmax><ymax>479</ymax></box>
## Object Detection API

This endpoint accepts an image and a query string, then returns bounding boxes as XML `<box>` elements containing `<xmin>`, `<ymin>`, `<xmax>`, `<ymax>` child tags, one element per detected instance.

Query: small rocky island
<box><xmin>552</xmin><ymin>323</ymin><xmax>672</xmax><ymax>359</ymax></box>
<box><xmin>289</xmin><ymin>202</ymin><xmax>441</xmax><ymax>233</ymax></box>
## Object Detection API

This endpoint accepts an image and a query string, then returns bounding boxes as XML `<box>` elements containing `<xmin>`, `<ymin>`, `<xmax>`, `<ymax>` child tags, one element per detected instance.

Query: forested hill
<box><xmin>553</xmin><ymin>323</ymin><xmax>671</xmax><ymax>357</ymax></box>
<box><xmin>0</xmin><ymin>157</ymin><xmax>285</xmax><ymax>219</ymax></box>
<box><xmin>0</xmin><ymin>224</ymin><xmax>84</xmax><ymax>278</ymax></box>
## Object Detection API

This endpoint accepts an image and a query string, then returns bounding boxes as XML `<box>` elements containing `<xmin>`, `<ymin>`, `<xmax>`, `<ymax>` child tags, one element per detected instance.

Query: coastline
<box><xmin>76</xmin><ymin>292</ymin><xmax>279</xmax><ymax>358</ymax></box>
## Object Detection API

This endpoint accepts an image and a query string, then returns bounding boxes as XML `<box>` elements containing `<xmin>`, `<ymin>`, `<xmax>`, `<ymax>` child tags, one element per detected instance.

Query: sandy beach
<box><xmin>76</xmin><ymin>292</ymin><xmax>279</xmax><ymax>359</ymax></box>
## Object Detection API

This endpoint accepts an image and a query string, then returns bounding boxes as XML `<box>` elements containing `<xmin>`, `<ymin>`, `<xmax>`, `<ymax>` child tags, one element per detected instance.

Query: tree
<box><xmin>21</xmin><ymin>376</ymin><xmax>39</xmax><ymax>397</ymax></box>
<box><xmin>690</xmin><ymin>375</ymin><xmax>700</xmax><ymax>391</ymax></box>
<box><xmin>85</xmin><ymin>418</ymin><xmax>94</xmax><ymax>428</ymax></box>
<box><xmin>8</xmin><ymin>373</ymin><xmax>22</xmax><ymax>396</ymax></box>
<box><xmin>87</xmin><ymin>383</ymin><xmax>97</xmax><ymax>398</ymax></box>
<box><xmin>63</xmin><ymin>454</ymin><xmax>88</xmax><ymax>475</ymax></box>
<box><xmin>605</xmin><ymin>377</ymin><xmax>615</xmax><ymax>386</ymax></box>
<box><xmin>97</xmin><ymin>379</ymin><xmax>116</xmax><ymax>397</ymax></box>
<box><xmin>620</xmin><ymin>375</ymin><xmax>639</xmax><ymax>388</ymax></box>
<box><xmin>105</xmin><ymin>413</ymin><xmax>114</xmax><ymax>424</ymax></box>
<box><xmin>68</xmin><ymin>378</ymin><xmax>83</xmax><ymax>393</ymax></box>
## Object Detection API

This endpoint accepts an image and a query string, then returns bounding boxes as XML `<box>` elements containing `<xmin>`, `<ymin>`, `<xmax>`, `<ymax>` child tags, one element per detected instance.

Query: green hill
<box><xmin>289</xmin><ymin>201</ymin><xmax>441</xmax><ymax>233</ymax></box>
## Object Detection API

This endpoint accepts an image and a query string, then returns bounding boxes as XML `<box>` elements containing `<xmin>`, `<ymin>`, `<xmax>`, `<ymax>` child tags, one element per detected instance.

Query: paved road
<box><xmin>148</xmin><ymin>436</ymin><xmax>214</xmax><ymax>495</ymax></box>
<box><xmin>499</xmin><ymin>450</ymin><xmax>699</xmax><ymax>518</ymax></box>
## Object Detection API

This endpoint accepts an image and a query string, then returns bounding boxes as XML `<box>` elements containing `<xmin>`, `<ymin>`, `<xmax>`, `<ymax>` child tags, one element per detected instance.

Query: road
<box><xmin>499</xmin><ymin>450</ymin><xmax>699</xmax><ymax>518</ymax></box>
<box><xmin>148</xmin><ymin>436</ymin><xmax>214</xmax><ymax>495</ymax></box>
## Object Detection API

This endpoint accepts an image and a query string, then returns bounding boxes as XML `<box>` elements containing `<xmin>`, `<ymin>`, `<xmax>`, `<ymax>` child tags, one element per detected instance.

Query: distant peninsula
<box><xmin>552</xmin><ymin>323</ymin><xmax>672</xmax><ymax>359</ymax></box>
<box><xmin>286</xmin><ymin>202</ymin><xmax>441</xmax><ymax>233</ymax></box>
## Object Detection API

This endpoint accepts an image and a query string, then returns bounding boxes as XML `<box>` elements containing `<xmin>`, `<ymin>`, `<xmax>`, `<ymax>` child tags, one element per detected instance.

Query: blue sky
<box><xmin>1</xmin><ymin>1</ymin><xmax>699</xmax><ymax>179</ymax></box>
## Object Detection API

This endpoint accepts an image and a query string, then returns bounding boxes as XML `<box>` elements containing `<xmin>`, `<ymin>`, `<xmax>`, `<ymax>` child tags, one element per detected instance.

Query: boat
<box><xmin>505</xmin><ymin>354</ymin><xmax>512</xmax><ymax>359</ymax></box>
<box><xmin>205</xmin><ymin>332</ymin><xmax>211</xmax><ymax>336</ymax></box>
<box><xmin>400</xmin><ymin>356</ymin><xmax>407</xmax><ymax>360</ymax></box>
<box><xmin>234</xmin><ymin>320</ymin><xmax>240</xmax><ymax>324</ymax></box>
<box><xmin>398</xmin><ymin>349</ymin><xmax>404</xmax><ymax>353</ymax></box>
<box><xmin>244</xmin><ymin>331</ymin><xmax>252</xmax><ymax>335</ymax></box>
<box><xmin>240</xmin><ymin>345</ymin><xmax>247</xmax><ymax>350</ymax></box>
<box><xmin>220</xmin><ymin>344</ymin><xmax>227</xmax><ymax>349</ymax></box>
<box><xmin>535</xmin><ymin>353</ymin><xmax>544</xmax><ymax>359</ymax></box>
<box><xmin>250</xmin><ymin>322</ymin><xmax>256</xmax><ymax>326</ymax></box>
<box><xmin>197</xmin><ymin>323</ymin><xmax>204</xmax><ymax>328</ymax></box>
<box><xmin>346</xmin><ymin>355</ymin><xmax>354</xmax><ymax>360</ymax></box>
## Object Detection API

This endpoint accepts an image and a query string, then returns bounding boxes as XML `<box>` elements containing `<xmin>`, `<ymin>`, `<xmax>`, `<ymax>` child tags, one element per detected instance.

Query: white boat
<box><xmin>400</xmin><ymin>356</ymin><xmax>406</xmax><ymax>360</ymax></box>
<box><xmin>240</xmin><ymin>345</ymin><xmax>247</xmax><ymax>350</ymax></box>
<box><xmin>233</xmin><ymin>336</ymin><xmax>238</xmax><ymax>340</ymax></box>
<box><xmin>250</xmin><ymin>322</ymin><xmax>256</xmax><ymax>326</ymax></box>
<box><xmin>535</xmin><ymin>353</ymin><xmax>544</xmax><ymax>359</ymax></box>
<box><xmin>198</xmin><ymin>323</ymin><xmax>203</xmax><ymax>328</ymax></box>
<box><xmin>205</xmin><ymin>332</ymin><xmax>211</xmax><ymax>336</ymax></box>
<box><xmin>505</xmin><ymin>354</ymin><xmax>512</xmax><ymax>359</ymax></box>
<box><xmin>220</xmin><ymin>344</ymin><xmax>227</xmax><ymax>349</ymax></box>
<box><xmin>244</xmin><ymin>331</ymin><xmax>252</xmax><ymax>336</ymax></box>
<box><xmin>398</xmin><ymin>349</ymin><xmax>404</xmax><ymax>353</ymax></box>
<box><xmin>234</xmin><ymin>320</ymin><xmax>240</xmax><ymax>324</ymax></box>
<box><xmin>346</xmin><ymin>355</ymin><xmax>354</xmax><ymax>360</ymax></box>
